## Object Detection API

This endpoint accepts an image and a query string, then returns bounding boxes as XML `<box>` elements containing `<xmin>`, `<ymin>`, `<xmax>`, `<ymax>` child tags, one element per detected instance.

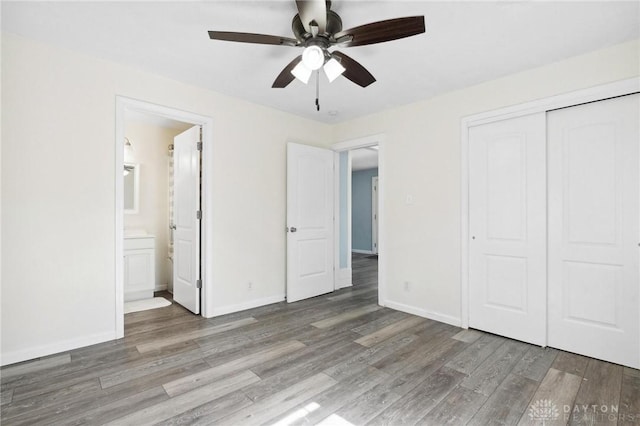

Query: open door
<box><xmin>287</xmin><ymin>143</ymin><xmax>335</xmax><ymax>303</ymax></box>
<box><xmin>172</xmin><ymin>126</ymin><xmax>201</xmax><ymax>314</ymax></box>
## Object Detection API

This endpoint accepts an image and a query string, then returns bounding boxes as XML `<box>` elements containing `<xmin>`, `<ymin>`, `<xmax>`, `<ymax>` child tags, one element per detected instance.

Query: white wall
<box><xmin>332</xmin><ymin>39</ymin><xmax>640</xmax><ymax>326</ymax></box>
<box><xmin>2</xmin><ymin>31</ymin><xmax>638</xmax><ymax>365</ymax></box>
<box><xmin>124</xmin><ymin>122</ymin><xmax>182</xmax><ymax>292</ymax></box>
<box><xmin>1</xmin><ymin>33</ymin><xmax>332</xmax><ymax>365</ymax></box>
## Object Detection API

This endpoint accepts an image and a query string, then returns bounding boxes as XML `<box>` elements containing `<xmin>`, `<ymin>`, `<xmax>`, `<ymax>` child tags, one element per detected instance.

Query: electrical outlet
<box><xmin>404</xmin><ymin>281</ymin><xmax>410</xmax><ymax>292</ymax></box>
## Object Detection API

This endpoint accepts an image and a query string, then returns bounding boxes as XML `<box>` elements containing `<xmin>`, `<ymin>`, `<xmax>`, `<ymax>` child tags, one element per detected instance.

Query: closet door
<box><xmin>548</xmin><ymin>95</ymin><xmax>639</xmax><ymax>368</ymax></box>
<box><xmin>468</xmin><ymin>113</ymin><xmax>547</xmax><ymax>346</ymax></box>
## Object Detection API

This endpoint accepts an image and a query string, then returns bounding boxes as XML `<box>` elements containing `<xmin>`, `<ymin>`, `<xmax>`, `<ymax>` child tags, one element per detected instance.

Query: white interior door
<box><xmin>172</xmin><ymin>126</ymin><xmax>201</xmax><ymax>314</ymax></box>
<box><xmin>547</xmin><ymin>95</ymin><xmax>639</xmax><ymax>368</ymax></box>
<box><xmin>468</xmin><ymin>113</ymin><xmax>547</xmax><ymax>346</ymax></box>
<box><xmin>287</xmin><ymin>142</ymin><xmax>335</xmax><ymax>303</ymax></box>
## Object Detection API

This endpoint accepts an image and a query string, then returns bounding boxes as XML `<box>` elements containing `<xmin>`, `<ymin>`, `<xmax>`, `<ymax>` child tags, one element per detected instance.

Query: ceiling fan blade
<box><xmin>208</xmin><ymin>31</ymin><xmax>298</xmax><ymax>47</ymax></box>
<box><xmin>295</xmin><ymin>0</ymin><xmax>327</xmax><ymax>33</ymax></box>
<box><xmin>334</xmin><ymin>16</ymin><xmax>425</xmax><ymax>47</ymax></box>
<box><xmin>272</xmin><ymin>55</ymin><xmax>303</xmax><ymax>88</ymax></box>
<box><xmin>332</xmin><ymin>51</ymin><xmax>376</xmax><ymax>88</ymax></box>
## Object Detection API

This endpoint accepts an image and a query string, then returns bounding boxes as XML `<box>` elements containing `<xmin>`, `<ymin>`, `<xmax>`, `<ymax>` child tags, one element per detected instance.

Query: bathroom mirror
<box><xmin>124</xmin><ymin>163</ymin><xmax>139</xmax><ymax>214</ymax></box>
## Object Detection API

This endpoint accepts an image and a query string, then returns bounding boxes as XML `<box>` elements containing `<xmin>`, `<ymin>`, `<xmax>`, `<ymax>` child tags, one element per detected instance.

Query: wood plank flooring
<box><xmin>2</xmin><ymin>253</ymin><xmax>639</xmax><ymax>425</ymax></box>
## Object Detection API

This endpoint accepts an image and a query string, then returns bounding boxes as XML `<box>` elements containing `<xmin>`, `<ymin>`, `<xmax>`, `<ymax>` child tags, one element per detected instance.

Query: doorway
<box><xmin>122</xmin><ymin>112</ymin><xmax>193</xmax><ymax>324</ymax></box>
<box><xmin>284</xmin><ymin>136</ymin><xmax>385</xmax><ymax>305</ymax></box>
<box><xmin>115</xmin><ymin>97</ymin><xmax>213</xmax><ymax>338</ymax></box>
<box><xmin>332</xmin><ymin>134</ymin><xmax>385</xmax><ymax>305</ymax></box>
<box><xmin>348</xmin><ymin>146</ymin><xmax>380</xmax><ymax>298</ymax></box>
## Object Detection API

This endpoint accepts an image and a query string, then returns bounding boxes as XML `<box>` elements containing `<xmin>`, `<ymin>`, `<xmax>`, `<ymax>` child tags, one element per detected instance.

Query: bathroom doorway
<box><xmin>115</xmin><ymin>97</ymin><xmax>213</xmax><ymax>338</ymax></box>
<box><xmin>123</xmin><ymin>109</ymin><xmax>191</xmax><ymax>297</ymax></box>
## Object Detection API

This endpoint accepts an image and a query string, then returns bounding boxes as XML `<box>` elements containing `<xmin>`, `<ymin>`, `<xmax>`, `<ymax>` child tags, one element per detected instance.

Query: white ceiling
<box><xmin>352</xmin><ymin>147</ymin><xmax>379</xmax><ymax>171</ymax></box>
<box><xmin>3</xmin><ymin>1</ymin><xmax>638</xmax><ymax>123</ymax></box>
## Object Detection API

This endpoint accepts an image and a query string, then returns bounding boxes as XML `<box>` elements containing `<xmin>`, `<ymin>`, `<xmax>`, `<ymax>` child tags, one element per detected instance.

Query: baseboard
<box><xmin>0</xmin><ymin>331</ymin><xmax>117</xmax><ymax>367</ymax></box>
<box><xmin>154</xmin><ymin>284</ymin><xmax>168</xmax><ymax>292</ymax></box>
<box><xmin>352</xmin><ymin>249</ymin><xmax>374</xmax><ymax>254</ymax></box>
<box><xmin>383</xmin><ymin>300</ymin><xmax>462</xmax><ymax>328</ymax></box>
<box><xmin>209</xmin><ymin>294</ymin><xmax>285</xmax><ymax>317</ymax></box>
<box><xmin>336</xmin><ymin>267</ymin><xmax>352</xmax><ymax>289</ymax></box>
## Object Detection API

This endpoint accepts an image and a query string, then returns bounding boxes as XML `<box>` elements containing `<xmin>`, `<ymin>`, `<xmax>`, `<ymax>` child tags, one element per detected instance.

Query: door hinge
<box><xmin>196</xmin><ymin>210</ymin><xmax>202</xmax><ymax>220</ymax></box>
<box><xmin>196</xmin><ymin>279</ymin><xmax>202</xmax><ymax>289</ymax></box>
<box><xmin>196</xmin><ymin>141</ymin><xmax>203</xmax><ymax>151</ymax></box>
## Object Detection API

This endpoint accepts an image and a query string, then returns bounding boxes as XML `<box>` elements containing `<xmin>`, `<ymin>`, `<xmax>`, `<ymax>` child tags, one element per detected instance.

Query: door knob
<box><xmin>290</xmin><ymin>227</ymin><xmax>297</xmax><ymax>233</ymax></box>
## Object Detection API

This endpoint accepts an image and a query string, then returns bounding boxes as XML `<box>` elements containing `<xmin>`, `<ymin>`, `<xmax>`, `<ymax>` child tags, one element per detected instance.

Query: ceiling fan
<box><xmin>208</xmin><ymin>0</ymin><xmax>425</xmax><ymax>89</ymax></box>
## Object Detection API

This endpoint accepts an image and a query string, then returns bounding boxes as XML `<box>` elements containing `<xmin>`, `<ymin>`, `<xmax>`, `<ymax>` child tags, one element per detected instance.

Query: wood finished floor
<box><xmin>2</xmin><ymin>253</ymin><xmax>639</xmax><ymax>425</ymax></box>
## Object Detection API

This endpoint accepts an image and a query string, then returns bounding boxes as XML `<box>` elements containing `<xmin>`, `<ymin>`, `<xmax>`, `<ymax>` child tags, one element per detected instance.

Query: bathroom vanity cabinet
<box><xmin>124</xmin><ymin>234</ymin><xmax>156</xmax><ymax>302</ymax></box>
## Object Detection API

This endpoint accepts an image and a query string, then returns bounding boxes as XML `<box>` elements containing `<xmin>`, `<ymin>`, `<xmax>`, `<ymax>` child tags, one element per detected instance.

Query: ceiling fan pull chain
<box><xmin>315</xmin><ymin>70</ymin><xmax>320</xmax><ymax>111</ymax></box>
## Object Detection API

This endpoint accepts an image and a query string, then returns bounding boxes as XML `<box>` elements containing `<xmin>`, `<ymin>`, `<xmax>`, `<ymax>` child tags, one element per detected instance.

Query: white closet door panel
<box><xmin>548</xmin><ymin>94</ymin><xmax>639</xmax><ymax>368</ymax></box>
<box><xmin>468</xmin><ymin>112</ymin><xmax>546</xmax><ymax>346</ymax></box>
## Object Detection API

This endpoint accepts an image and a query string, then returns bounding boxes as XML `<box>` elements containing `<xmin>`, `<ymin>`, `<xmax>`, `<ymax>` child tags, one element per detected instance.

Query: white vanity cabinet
<box><xmin>124</xmin><ymin>235</ymin><xmax>156</xmax><ymax>302</ymax></box>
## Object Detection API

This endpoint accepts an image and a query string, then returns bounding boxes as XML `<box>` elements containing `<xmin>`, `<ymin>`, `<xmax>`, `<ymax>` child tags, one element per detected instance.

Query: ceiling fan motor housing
<box><xmin>292</xmin><ymin>10</ymin><xmax>343</xmax><ymax>44</ymax></box>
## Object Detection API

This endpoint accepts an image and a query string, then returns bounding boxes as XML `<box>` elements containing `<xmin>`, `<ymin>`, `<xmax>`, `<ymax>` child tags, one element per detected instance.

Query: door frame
<box><xmin>332</xmin><ymin>134</ymin><xmax>386</xmax><ymax>305</ymax></box>
<box><xmin>372</xmin><ymin>176</ymin><xmax>379</xmax><ymax>255</ymax></box>
<box><xmin>115</xmin><ymin>96</ymin><xmax>214</xmax><ymax>338</ymax></box>
<box><xmin>333</xmin><ymin>149</ymin><xmax>353</xmax><ymax>289</ymax></box>
<box><xmin>460</xmin><ymin>77</ymin><xmax>640</xmax><ymax>330</ymax></box>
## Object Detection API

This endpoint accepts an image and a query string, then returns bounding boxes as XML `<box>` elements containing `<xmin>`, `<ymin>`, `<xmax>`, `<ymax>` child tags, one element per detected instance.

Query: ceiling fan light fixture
<box><xmin>291</xmin><ymin>61</ymin><xmax>312</xmax><ymax>84</ymax></box>
<box><xmin>323</xmin><ymin>57</ymin><xmax>345</xmax><ymax>82</ymax></box>
<box><xmin>301</xmin><ymin>45</ymin><xmax>325</xmax><ymax>71</ymax></box>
